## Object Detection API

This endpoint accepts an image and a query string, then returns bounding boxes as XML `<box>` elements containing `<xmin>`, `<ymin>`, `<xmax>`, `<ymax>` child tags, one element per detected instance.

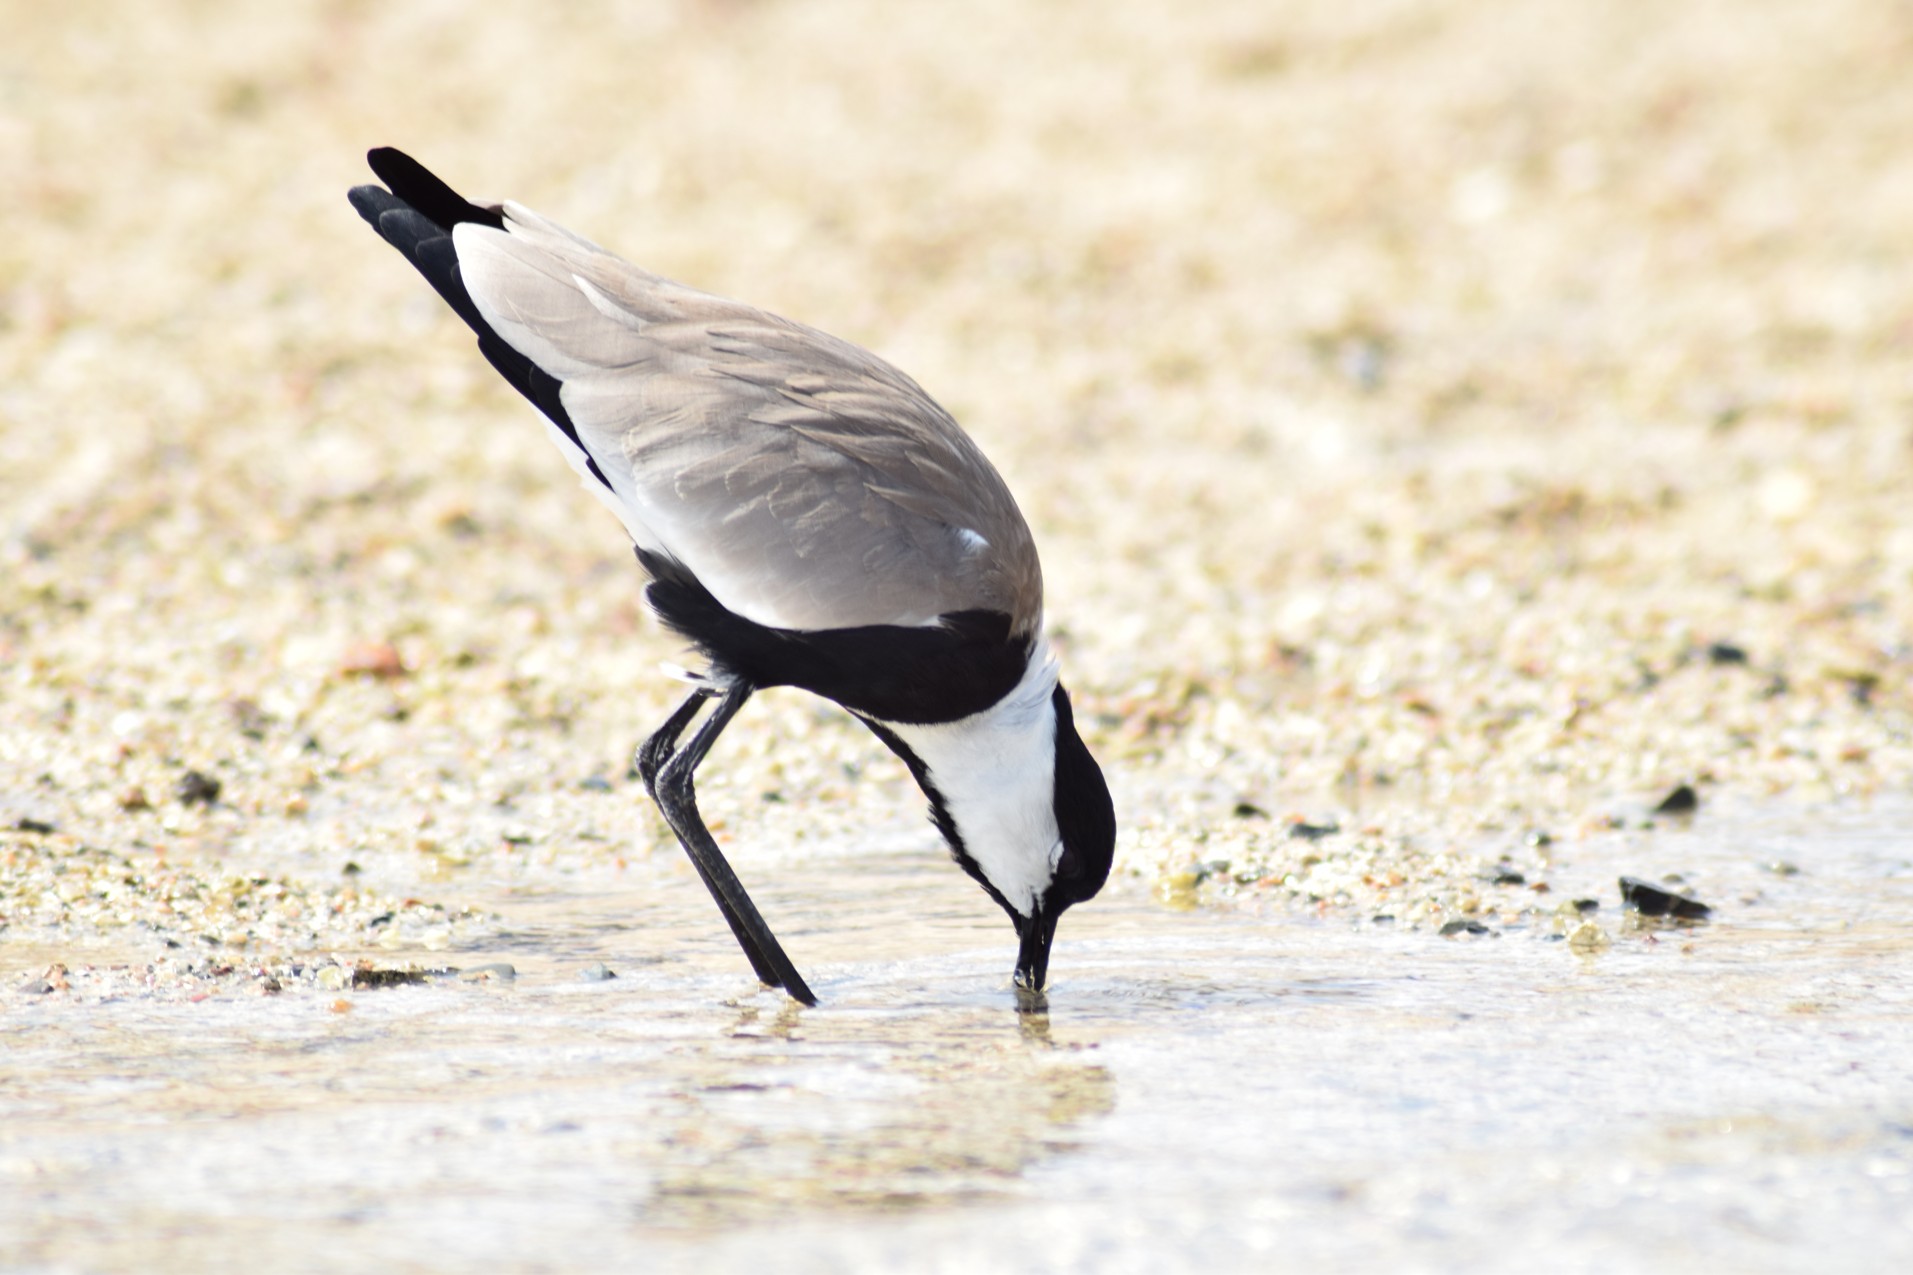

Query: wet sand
<box><xmin>5</xmin><ymin>0</ymin><xmax>1913</xmax><ymax>1269</ymax></box>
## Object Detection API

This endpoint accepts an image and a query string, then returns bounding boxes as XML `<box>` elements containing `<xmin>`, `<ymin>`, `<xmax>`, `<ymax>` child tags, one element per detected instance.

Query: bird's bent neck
<box><xmin>876</xmin><ymin>643</ymin><xmax>1061</xmax><ymax>918</ymax></box>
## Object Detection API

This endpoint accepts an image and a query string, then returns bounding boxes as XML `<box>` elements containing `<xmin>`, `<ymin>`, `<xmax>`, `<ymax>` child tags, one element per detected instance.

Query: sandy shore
<box><xmin>5</xmin><ymin>0</ymin><xmax>1912</xmax><ymax>951</ymax></box>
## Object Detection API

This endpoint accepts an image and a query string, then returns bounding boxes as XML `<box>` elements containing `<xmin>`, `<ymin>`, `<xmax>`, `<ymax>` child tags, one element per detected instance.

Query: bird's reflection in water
<box><xmin>1015</xmin><ymin>987</ymin><xmax>1053</xmax><ymax>1046</ymax></box>
<box><xmin>650</xmin><ymin>984</ymin><xmax>1113</xmax><ymax>1224</ymax></box>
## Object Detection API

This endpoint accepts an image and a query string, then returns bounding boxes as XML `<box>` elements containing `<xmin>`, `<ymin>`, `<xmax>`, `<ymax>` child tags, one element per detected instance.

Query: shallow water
<box><xmin>4</xmin><ymin>802</ymin><xmax>1912</xmax><ymax>1273</ymax></box>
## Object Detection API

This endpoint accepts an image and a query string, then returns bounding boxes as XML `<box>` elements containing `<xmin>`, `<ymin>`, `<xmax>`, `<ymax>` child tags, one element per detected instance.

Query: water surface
<box><xmin>4</xmin><ymin>802</ymin><xmax>1911</xmax><ymax>1272</ymax></box>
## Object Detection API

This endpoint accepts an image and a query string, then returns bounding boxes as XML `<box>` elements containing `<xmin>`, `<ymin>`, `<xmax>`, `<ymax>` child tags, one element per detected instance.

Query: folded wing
<box><xmin>358</xmin><ymin>157</ymin><xmax>1043</xmax><ymax>637</ymax></box>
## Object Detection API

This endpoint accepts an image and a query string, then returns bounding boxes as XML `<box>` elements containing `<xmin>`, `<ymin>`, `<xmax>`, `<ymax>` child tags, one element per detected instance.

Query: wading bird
<box><xmin>347</xmin><ymin>149</ymin><xmax>1115</xmax><ymax>1004</ymax></box>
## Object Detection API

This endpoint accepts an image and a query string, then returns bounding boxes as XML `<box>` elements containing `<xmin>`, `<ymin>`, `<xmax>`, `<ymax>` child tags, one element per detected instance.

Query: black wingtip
<box><xmin>346</xmin><ymin>183</ymin><xmax>397</xmax><ymax>227</ymax></box>
<box><xmin>363</xmin><ymin>147</ymin><xmax>505</xmax><ymax>233</ymax></box>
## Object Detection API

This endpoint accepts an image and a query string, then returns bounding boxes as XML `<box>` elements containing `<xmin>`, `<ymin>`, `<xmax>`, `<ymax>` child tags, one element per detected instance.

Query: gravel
<box><xmin>4</xmin><ymin>0</ymin><xmax>1912</xmax><ymax>959</ymax></box>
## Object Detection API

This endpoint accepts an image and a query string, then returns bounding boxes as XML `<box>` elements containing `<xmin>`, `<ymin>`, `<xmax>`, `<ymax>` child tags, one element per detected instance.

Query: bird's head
<box><xmin>866</xmin><ymin>660</ymin><xmax>1116</xmax><ymax>996</ymax></box>
<box><xmin>1010</xmin><ymin>684</ymin><xmax>1115</xmax><ymax>992</ymax></box>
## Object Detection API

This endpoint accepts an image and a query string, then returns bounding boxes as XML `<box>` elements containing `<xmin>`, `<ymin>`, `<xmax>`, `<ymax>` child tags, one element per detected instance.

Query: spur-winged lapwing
<box><xmin>347</xmin><ymin>149</ymin><xmax>1115</xmax><ymax>1004</ymax></box>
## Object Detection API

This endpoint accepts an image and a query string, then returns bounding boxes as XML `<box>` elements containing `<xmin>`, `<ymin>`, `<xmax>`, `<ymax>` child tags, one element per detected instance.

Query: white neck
<box><xmin>879</xmin><ymin>644</ymin><xmax>1061</xmax><ymax>917</ymax></box>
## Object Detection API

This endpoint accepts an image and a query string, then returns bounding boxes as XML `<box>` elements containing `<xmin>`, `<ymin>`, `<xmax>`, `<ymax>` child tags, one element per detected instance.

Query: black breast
<box><xmin>638</xmin><ymin>549</ymin><xmax>1030</xmax><ymax>725</ymax></box>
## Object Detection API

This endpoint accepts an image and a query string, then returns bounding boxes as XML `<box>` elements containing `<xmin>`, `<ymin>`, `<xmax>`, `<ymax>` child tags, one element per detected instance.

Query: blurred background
<box><xmin>4</xmin><ymin>0</ymin><xmax>1912</xmax><ymax>924</ymax></box>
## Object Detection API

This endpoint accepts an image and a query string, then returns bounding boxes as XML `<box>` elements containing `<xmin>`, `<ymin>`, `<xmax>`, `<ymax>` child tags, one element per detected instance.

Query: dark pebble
<box><xmin>1619</xmin><ymin>875</ymin><xmax>1712</xmax><ymax>919</ymax></box>
<box><xmin>350</xmin><ymin>967</ymin><xmax>429</xmax><ymax>990</ymax></box>
<box><xmin>1438</xmin><ymin>920</ymin><xmax>1493</xmax><ymax>937</ymax></box>
<box><xmin>1572</xmin><ymin>898</ymin><xmax>1600</xmax><ymax>914</ymax></box>
<box><xmin>1232</xmin><ymin>801</ymin><xmax>1270</xmax><ymax>820</ymax></box>
<box><xmin>1492</xmin><ymin>870</ymin><xmax>1526</xmax><ymax>886</ymax></box>
<box><xmin>1653</xmin><ymin>784</ymin><xmax>1699</xmax><ymax>815</ymax></box>
<box><xmin>1707</xmin><ymin>641</ymin><xmax>1749</xmax><ymax>666</ymax></box>
<box><xmin>228</xmin><ymin>698</ymin><xmax>273</xmax><ymax>739</ymax></box>
<box><xmin>175</xmin><ymin>771</ymin><xmax>222</xmax><ymax>806</ymax></box>
<box><xmin>1287</xmin><ymin>820</ymin><xmax>1340</xmax><ymax>841</ymax></box>
<box><xmin>11</xmin><ymin>817</ymin><xmax>56</xmax><ymax>835</ymax></box>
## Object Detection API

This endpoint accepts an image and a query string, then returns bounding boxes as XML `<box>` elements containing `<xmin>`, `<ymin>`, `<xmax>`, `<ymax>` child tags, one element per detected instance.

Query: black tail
<box><xmin>346</xmin><ymin>148</ymin><xmax>609</xmax><ymax>492</ymax></box>
<box><xmin>361</xmin><ymin>147</ymin><xmax>505</xmax><ymax>234</ymax></box>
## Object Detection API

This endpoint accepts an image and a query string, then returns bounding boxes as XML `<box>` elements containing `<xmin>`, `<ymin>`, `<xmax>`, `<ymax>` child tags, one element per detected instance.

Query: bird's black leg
<box><xmin>635</xmin><ymin>687</ymin><xmax>715</xmax><ymax>803</ymax></box>
<box><xmin>640</xmin><ymin>688</ymin><xmax>778</xmax><ymax>983</ymax></box>
<box><xmin>654</xmin><ymin>683</ymin><xmax>818</xmax><ymax>1006</ymax></box>
<box><xmin>643</xmin><ymin>687</ymin><xmax>781</xmax><ymax>988</ymax></box>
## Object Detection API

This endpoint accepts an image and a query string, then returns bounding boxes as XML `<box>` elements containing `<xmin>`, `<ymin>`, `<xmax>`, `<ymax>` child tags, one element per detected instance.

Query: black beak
<box><xmin>1014</xmin><ymin>911</ymin><xmax>1058</xmax><ymax>992</ymax></box>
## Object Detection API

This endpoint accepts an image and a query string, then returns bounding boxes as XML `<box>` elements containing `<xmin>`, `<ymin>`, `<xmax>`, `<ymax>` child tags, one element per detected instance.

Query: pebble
<box><xmin>350</xmin><ymin>967</ymin><xmax>429</xmax><ymax>990</ymax></box>
<box><xmin>580</xmin><ymin>963</ymin><xmax>617</xmax><ymax>982</ymax></box>
<box><xmin>175</xmin><ymin>771</ymin><xmax>222</xmax><ymax>807</ymax></box>
<box><xmin>339</xmin><ymin>641</ymin><xmax>407</xmax><ymax>679</ymax></box>
<box><xmin>1619</xmin><ymin>876</ymin><xmax>1712</xmax><ymax>920</ymax></box>
<box><xmin>1706</xmin><ymin>642</ymin><xmax>1750</xmax><ymax>666</ymax></box>
<box><xmin>459</xmin><ymin>963</ymin><xmax>517</xmax><ymax>982</ymax></box>
<box><xmin>1653</xmin><ymin>785</ymin><xmax>1700</xmax><ymax>816</ymax></box>
<box><xmin>1567</xmin><ymin>922</ymin><xmax>1612</xmax><ymax>953</ymax></box>
<box><xmin>228</xmin><ymin>698</ymin><xmax>273</xmax><ymax>739</ymax></box>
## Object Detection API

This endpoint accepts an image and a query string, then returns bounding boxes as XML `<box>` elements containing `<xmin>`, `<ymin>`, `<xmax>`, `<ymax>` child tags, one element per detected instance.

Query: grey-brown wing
<box><xmin>455</xmin><ymin>202</ymin><xmax>1043</xmax><ymax>635</ymax></box>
